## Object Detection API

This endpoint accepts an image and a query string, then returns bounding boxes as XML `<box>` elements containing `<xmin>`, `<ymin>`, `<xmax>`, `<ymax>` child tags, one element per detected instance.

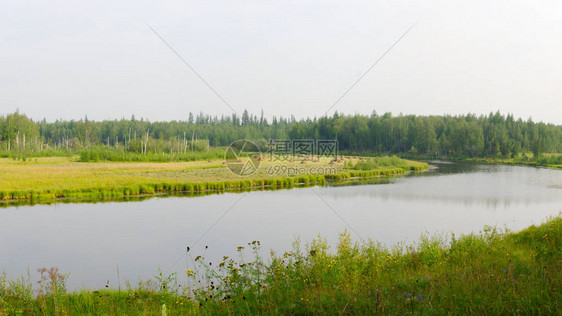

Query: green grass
<box><xmin>344</xmin><ymin>155</ymin><xmax>426</xmax><ymax>171</ymax></box>
<box><xmin>467</xmin><ymin>153</ymin><xmax>562</xmax><ymax>169</ymax></box>
<box><xmin>1</xmin><ymin>215</ymin><xmax>560</xmax><ymax>315</ymax></box>
<box><xmin>0</xmin><ymin>156</ymin><xmax>427</xmax><ymax>204</ymax></box>
<box><xmin>78</xmin><ymin>146</ymin><xmax>226</xmax><ymax>162</ymax></box>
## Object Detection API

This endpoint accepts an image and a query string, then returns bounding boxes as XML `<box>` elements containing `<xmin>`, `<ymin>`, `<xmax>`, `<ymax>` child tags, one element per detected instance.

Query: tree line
<box><xmin>1</xmin><ymin>109</ymin><xmax>561</xmax><ymax>159</ymax></box>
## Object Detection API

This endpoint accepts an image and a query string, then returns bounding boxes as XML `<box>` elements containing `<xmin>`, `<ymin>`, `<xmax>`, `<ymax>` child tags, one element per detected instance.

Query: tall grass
<box><xmin>1</xmin><ymin>215</ymin><xmax>559</xmax><ymax>314</ymax></box>
<box><xmin>537</xmin><ymin>153</ymin><xmax>562</xmax><ymax>166</ymax></box>
<box><xmin>344</xmin><ymin>156</ymin><xmax>427</xmax><ymax>172</ymax></box>
<box><xmin>0</xmin><ymin>148</ymin><xmax>75</xmax><ymax>160</ymax></box>
<box><xmin>79</xmin><ymin>146</ymin><xmax>225</xmax><ymax>162</ymax></box>
<box><xmin>468</xmin><ymin>152</ymin><xmax>562</xmax><ymax>169</ymax></box>
<box><xmin>345</xmin><ymin>155</ymin><xmax>406</xmax><ymax>170</ymax></box>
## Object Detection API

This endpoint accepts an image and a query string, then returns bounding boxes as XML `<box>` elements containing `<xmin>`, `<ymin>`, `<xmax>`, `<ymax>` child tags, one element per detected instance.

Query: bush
<box><xmin>79</xmin><ymin>146</ymin><xmax>225</xmax><ymax>162</ymax></box>
<box><xmin>346</xmin><ymin>156</ymin><xmax>408</xmax><ymax>170</ymax></box>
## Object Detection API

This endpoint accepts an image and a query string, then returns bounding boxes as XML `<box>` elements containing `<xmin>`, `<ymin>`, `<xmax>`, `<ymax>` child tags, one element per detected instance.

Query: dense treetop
<box><xmin>1</xmin><ymin>110</ymin><xmax>560</xmax><ymax>158</ymax></box>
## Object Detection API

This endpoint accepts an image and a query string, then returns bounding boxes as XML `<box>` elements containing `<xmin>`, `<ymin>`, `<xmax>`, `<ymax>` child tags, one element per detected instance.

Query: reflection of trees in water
<box><xmin>322</xmin><ymin>162</ymin><xmax>562</xmax><ymax>209</ymax></box>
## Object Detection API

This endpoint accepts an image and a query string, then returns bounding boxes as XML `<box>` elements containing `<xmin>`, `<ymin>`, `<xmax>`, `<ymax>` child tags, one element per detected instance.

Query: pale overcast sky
<box><xmin>1</xmin><ymin>0</ymin><xmax>561</xmax><ymax>123</ymax></box>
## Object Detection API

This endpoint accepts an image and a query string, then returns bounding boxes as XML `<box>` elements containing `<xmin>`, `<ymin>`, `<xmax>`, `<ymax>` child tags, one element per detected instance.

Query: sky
<box><xmin>1</xmin><ymin>0</ymin><xmax>561</xmax><ymax>124</ymax></box>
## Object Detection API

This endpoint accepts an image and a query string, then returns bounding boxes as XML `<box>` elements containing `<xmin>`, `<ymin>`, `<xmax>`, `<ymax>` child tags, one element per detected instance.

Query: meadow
<box><xmin>0</xmin><ymin>215</ymin><xmax>559</xmax><ymax>315</ymax></box>
<box><xmin>0</xmin><ymin>155</ymin><xmax>427</xmax><ymax>203</ymax></box>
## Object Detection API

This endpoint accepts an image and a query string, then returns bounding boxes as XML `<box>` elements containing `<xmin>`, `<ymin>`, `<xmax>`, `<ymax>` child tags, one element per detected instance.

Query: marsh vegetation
<box><xmin>0</xmin><ymin>156</ymin><xmax>426</xmax><ymax>203</ymax></box>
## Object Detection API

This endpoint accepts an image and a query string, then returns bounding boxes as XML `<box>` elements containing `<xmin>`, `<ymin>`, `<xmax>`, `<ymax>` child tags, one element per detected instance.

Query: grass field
<box><xmin>0</xmin><ymin>155</ymin><xmax>427</xmax><ymax>203</ymax></box>
<box><xmin>1</xmin><ymin>215</ymin><xmax>559</xmax><ymax>315</ymax></box>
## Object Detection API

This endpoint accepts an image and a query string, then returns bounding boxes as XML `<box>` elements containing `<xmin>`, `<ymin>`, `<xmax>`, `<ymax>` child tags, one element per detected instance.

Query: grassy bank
<box><xmin>467</xmin><ymin>153</ymin><xmax>562</xmax><ymax>169</ymax></box>
<box><xmin>0</xmin><ymin>156</ymin><xmax>427</xmax><ymax>204</ymax></box>
<box><xmin>1</xmin><ymin>216</ymin><xmax>560</xmax><ymax>315</ymax></box>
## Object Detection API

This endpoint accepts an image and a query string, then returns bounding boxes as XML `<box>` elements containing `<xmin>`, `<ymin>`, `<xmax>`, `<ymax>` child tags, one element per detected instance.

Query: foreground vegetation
<box><xmin>0</xmin><ymin>156</ymin><xmax>426</xmax><ymax>204</ymax></box>
<box><xmin>1</xmin><ymin>215</ymin><xmax>559</xmax><ymax>314</ymax></box>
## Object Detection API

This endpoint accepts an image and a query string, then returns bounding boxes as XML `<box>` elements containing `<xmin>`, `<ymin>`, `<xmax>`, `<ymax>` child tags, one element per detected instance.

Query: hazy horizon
<box><xmin>3</xmin><ymin>108</ymin><xmax>560</xmax><ymax>126</ymax></box>
<box><xmin>1</xmin><ymin>0</ymin><xmax>561</xmax><ymax>124</ymax></box>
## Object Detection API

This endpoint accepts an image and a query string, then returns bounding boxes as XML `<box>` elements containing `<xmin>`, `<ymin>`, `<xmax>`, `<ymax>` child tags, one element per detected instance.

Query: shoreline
<box><xmin>464</xmin><ymin>157</ymin><xmax>562</xmax><ymax>169</ymax></box>
<box><xmin>0</xmin><ymin>157</ymin><xmax>427</xmax><ymax>206</ymax></box>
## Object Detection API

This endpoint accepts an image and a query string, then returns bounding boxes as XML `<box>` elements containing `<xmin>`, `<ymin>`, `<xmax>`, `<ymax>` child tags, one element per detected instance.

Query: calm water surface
<box><xmin>1</xmin><ymin>161</ymin><xmax>561</xmax><ymax>289</ymax></box>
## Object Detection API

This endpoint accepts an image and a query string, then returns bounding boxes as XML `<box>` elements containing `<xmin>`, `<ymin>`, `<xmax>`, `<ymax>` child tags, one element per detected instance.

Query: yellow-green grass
<box><xmin>0</xmin><ymin>156</ymin><xmax>427</xmax><ymax>203</ymax></box>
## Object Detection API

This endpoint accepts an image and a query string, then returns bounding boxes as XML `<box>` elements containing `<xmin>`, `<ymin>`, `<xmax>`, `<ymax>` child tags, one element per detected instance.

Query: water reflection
<box><xmin>327</xmin><ymin>161</ymin><xmax>561</xmax><ymax>208</ymax></box>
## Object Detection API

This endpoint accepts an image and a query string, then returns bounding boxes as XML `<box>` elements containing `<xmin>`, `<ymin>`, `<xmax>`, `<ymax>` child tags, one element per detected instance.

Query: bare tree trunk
<box><xmin>144</xmin><ymin>130</ymin><xmax>149</xmax><ymax>155</ymax></box>
<box><xmin>191</xmin><ymin>129</ymin><xmax>195</xmax><ymax>151</ymax></box>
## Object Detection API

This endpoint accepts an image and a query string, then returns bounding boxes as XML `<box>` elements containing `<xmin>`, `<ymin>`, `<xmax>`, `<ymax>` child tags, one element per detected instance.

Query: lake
<box><xmin>1</xmin><ymin>161</ymin><xmax>560</xmax><ymax>290</ymax></box>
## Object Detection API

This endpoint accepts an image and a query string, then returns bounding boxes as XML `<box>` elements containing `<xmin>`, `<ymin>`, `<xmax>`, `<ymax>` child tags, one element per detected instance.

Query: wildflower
<box><xmin>186</xmin><ymin>268</ymin><xmax>195</xmax><ymax>276</ymax></box>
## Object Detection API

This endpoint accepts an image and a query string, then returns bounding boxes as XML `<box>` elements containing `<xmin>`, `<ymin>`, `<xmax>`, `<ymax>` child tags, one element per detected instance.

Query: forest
<box><xmin>1</xmin><ymin>109</ymin><xmax>561</xmax><ymax>160</ymax></box>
